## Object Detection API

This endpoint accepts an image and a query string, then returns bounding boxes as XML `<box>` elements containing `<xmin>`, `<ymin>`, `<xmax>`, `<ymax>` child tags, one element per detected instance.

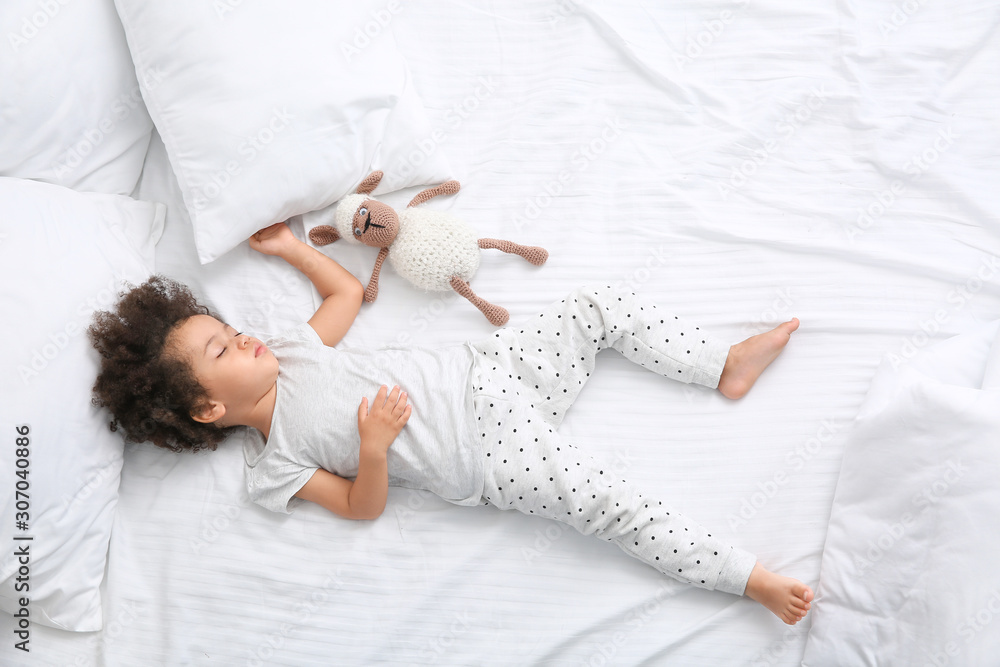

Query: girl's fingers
<box><xmin>369</xmin><ymin>385</ymin><xmax>411</xmax><ymax>416</ymax></box>
<box><xmin>390</xmin><ymin>403</ymin><xmax>412</xmax><ymax>425</ymax></box>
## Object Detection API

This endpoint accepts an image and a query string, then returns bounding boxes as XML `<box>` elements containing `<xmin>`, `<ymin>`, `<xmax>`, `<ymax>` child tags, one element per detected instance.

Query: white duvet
<box><xmin>805</xmin><ymin>320</ymin><xmax>1000</xmax><ymax>666</ymax></box>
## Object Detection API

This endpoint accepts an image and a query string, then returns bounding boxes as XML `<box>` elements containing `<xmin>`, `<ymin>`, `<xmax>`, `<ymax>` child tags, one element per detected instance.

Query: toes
<box><xmin>774</xmin><ymin>318</ymin><xmax>799</xmax><ymax>339</ymax></box>
<box><xmin>783</xmin><ymin>606</ymin><xmax>807</xmax><ymax>624</ymax></box>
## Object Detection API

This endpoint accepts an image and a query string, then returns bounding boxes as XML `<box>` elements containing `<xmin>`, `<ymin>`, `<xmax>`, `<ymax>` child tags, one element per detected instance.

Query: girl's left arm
<box><xmin>250</xmin><ymin>222</ymin><xmax>364</xmax><ymax>347</ymax></box>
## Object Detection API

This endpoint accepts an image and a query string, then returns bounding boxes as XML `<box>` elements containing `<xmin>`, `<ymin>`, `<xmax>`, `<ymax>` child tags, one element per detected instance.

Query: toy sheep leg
<box><xmin>478</xmin><ymin>239</ymin><xmax>549</xmax><ymax>265</ymax></box>
<box><xmin>449</xmin><ymin>276</ymin><xmax>509</xmax><ymax>326</ymax></box>
<box><xmin>407</xmin><ymin>180</ymin><xmax>460</xmax><ymax>208</ymax></box>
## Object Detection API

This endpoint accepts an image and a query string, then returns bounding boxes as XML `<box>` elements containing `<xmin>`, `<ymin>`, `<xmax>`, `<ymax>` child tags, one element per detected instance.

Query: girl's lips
<box><xmin>255</xmin><ymin>343</ymin><xmax>265</xmax><ymax>357</ymax></box>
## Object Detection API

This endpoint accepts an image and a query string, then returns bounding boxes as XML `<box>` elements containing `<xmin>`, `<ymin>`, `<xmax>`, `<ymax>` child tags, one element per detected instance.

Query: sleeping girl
<box><xmin>88</xmin><ymin>221</ymin><xmax>813</xmax><ymax>625</ymax></box>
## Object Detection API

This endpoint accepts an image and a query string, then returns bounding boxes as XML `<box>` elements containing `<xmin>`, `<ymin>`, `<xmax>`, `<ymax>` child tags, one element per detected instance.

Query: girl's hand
<box><xmin>249</xmin><ymin>222</ymin><xmax>299</xmax><ymax>256</ymax></box>
<box><xmin>357</xmin><ymin>385</ymin><xmax>411</xmax><ymax>456</ymax></box>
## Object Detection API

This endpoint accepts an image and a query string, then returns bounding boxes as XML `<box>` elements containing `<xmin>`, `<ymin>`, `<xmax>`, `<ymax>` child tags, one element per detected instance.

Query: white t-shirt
<box><xmin>243</xmin><ymin>323</ymin><xmax>483</xmax><ymax>514</ymax></box>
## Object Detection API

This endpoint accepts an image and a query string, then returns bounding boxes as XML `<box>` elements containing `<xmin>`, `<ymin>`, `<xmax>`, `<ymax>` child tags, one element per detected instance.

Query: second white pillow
<box><xmin>113</xmin><ymin>0</ymin><xmax>452</xmax><ymax>264</ymax></box>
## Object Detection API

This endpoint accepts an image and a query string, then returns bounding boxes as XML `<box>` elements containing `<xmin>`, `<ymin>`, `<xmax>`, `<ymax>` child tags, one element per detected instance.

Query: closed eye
<box><xmin>217</xmin><ymin>329</ymin><xmax>243</xmax><ymax>357</ymax></box>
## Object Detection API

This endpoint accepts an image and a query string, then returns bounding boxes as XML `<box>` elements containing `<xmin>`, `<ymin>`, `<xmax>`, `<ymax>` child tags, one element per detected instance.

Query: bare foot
<box><xmin>744</xmin><ymin>562</ymin><xmax>813</xmax><ymax>625</ymax></box>
<box><xmin>717</xmin><ymin>318</ymin><xmax>799</xmax><ymax>399</ymax></box>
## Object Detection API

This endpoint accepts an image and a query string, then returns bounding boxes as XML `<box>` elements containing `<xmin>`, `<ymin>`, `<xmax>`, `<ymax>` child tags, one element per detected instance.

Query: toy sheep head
<box><xmin>309</xmin><ymin>170</ymin><xmax>399</xmax><ymax>248</ymax></box>
<box><xmin>346</xmin><ymin>197</ymin><xmax>399</xmax><ymax>248</ymax></box>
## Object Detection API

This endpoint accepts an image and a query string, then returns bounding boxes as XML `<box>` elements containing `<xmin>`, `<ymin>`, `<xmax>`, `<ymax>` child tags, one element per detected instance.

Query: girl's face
<box><xmin>168</xmin><ymin>314</ymin><xmax>278</xmax><ymax>425</ymax></box>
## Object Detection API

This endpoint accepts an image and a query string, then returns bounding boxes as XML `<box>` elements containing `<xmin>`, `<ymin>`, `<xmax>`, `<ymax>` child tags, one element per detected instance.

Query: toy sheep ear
<box><xmin>356</xmin><ymin>171</ymin><xmax>383</xmax><ymax>195</ymax></box>
<box><xmin>308</xmin><ymin>225</ymin><xmax>340</xmax><ymax>246</ymax></box>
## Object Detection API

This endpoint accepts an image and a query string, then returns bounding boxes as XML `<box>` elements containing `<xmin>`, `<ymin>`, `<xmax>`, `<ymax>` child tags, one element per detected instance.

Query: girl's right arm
<box><xmin>250</xmin><ymin>221</ymin><xmax>364</xmax><ymax>347</ymax></box>
<box><xmin>294</xmin><ymin>385</ymin><xmax>411</xmax><ymax>520</ymax></box>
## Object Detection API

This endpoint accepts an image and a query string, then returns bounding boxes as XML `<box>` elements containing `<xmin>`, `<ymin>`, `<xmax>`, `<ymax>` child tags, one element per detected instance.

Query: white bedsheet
<box><xmin>5</xmin><ymin>1</ymin><xmax>1000</xmax><ymax>664</ymax></box>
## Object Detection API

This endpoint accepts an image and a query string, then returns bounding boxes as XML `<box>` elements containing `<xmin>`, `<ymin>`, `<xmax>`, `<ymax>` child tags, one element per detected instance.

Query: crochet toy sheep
<box><xmin>307</xmin><ymin>171</ymin><xmax>548</xmax><ymax>326</ymax></box>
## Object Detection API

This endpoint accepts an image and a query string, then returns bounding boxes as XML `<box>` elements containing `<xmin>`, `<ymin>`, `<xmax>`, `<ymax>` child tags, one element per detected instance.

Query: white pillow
<box><xmin>0</xmin><ymin>177</ymin><xmax>164</xmax><ymax>632</ymax></box>
<box><xmin>803</xmin><ymin>321</ymin><xmax>1000</xmax><ymax>666</ymax></box>
<box><xmin>113</xmin><ymin>0</ymin><xmax>453</xmax><ymax>264</ymax></box>
<box><xmin>0</xmin><ymin>0</ymin><xmax>154</xmax><ymax>195</ymax></box>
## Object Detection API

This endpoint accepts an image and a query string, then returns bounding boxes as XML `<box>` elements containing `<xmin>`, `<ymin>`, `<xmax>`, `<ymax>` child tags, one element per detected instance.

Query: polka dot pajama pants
<box><xmin>466</xmin><ymin>284</ymin><xmax>757</xmax><ymax>596</ymax></box>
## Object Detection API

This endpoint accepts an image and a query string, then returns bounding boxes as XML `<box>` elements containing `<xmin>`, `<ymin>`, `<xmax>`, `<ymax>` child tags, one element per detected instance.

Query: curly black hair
<box><xmin>88</xmin><ymin>275</ymin><xmax>236</xmax><ymax>452</ymax></box>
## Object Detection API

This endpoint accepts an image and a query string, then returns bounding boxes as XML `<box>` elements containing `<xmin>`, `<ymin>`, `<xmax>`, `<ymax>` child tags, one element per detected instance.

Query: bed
<box><xmin>2</xmin><ymin>1</ymin><xmax>999</xmax><ymax>665</ymax></box>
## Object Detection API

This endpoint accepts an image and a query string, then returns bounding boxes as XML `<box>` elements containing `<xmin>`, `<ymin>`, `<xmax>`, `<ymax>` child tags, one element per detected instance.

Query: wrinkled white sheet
<box><xmin>5</xmin><ymin>1</ymin><xmax>1000</xmax><ymax>664</ymax></box>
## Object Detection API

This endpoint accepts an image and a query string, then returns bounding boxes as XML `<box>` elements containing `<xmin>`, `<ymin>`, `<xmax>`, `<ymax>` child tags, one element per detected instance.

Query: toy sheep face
<box><xmin>350</xmin><ymin>198</ymin><xmax>399</xmax><ymax>248</ymax></box>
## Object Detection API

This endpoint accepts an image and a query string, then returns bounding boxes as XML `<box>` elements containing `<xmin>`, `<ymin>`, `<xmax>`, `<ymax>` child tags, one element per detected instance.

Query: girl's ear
<box><xmin>190</xmin><ymin>400</ymin><xmax>226</xmax><ymax>425</ymax></box>
<box><xmin>356</xmin><ymin>170</ymin><xmax>383</xmax><ymax>195</ymax></box>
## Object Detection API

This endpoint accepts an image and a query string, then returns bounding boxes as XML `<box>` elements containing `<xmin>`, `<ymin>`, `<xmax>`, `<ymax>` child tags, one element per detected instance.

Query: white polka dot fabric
<box><xmin>470</xmin><ymin>284</ymin><xmax>731</xmax><ymax>427</ymax></box>
<box><xmin>467</xmin><ymin>285</ymin><xmax>754</xmax><ymax>594</ymax></box>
